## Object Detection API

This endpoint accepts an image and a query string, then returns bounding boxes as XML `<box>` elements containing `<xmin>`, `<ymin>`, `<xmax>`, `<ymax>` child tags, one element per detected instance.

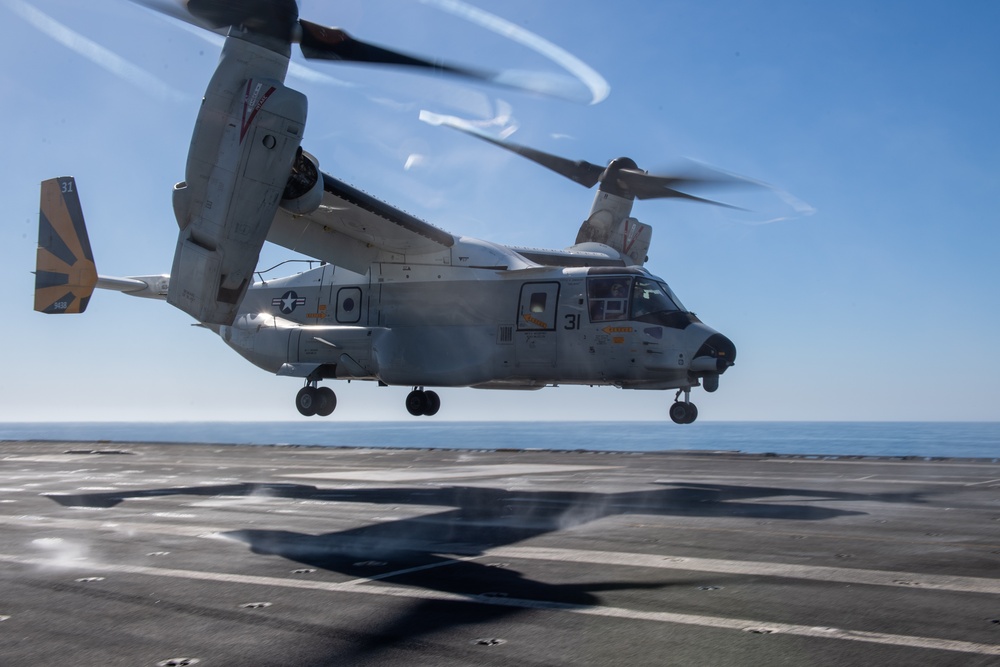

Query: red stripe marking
<box><xmin>240</xmin><ymin>80</ymin><xmax>277</xmax><ymax>143</ymax></box>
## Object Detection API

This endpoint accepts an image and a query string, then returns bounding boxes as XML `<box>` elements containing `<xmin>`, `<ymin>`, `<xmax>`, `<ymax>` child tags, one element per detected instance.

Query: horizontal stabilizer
<box><xmin>35</xmin><ymin>177</ymin><xmax>97</xmax><ymax>314</ymax></box>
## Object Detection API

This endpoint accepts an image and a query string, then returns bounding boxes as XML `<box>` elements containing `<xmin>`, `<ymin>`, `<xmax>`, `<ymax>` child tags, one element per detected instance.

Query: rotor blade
<box><xmin>619</xmin><ymin>168</ymin><xmax>756</xmax><ymax>192</ymax></box>
<box><xmin>131</xmin><ymin>2</ymin><xmax>588</xmax><ymax>101</ymax></box>
<box><xmin>191</xmin><ymin>0</ymin><xmax>299</xmax><ymax>39</ymax></box>
<box><xmin>129</xmin><ymin>0</ymin><xmax>233</xmax><ymax>35</ymax></box>
<box><xmin>481</xmin><ymin>137</ymin><xmax>605</xmax><ymax>188</ymax></box>
<box><xmin>616</xmin><ymin>164</ymin><xmax>759</xmax><ymax>206</ymax></box>
<box><xmin>132</xmin><ymin>1</ymin><xmax>301</xmax><ymax>42</ymax></box>
<box><xmin>431</xmin><ymin>113</ymin><xmax>758</xmax><ymax>208</ymax></box>
<box><xmin>463</xmin><ymin>130</ymin><xmax>604</xmax><ymax>188</ymax></box>
<box><xmin>129</xmin><ymin>0</ymin><xmax>209</xmax><ymax>27</ymax></box>
<box><xmin>298</xmin><ymin>21</ymin><xmax>589</xmax><ymax>102</ymax></box>
<box><xmin>299</xmin><ymin>21</ymin><xmax>482</xmax><ymax>72</ymax></box>
<box><xmin>632</xmin><ymin>187</ymin><xmax>746</xmax><ymax>209</ymax></box>
<box><xmin>423</xmin><ymin>114</ymin><xmax>604</xmax><ymax>188</ymax></box>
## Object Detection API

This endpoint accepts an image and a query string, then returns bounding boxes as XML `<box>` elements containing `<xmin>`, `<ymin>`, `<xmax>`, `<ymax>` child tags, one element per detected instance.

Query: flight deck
<box><xmin>1</xmin><ymin>439</ymin><xmax>998</xmax><ymax>666</ymax></box>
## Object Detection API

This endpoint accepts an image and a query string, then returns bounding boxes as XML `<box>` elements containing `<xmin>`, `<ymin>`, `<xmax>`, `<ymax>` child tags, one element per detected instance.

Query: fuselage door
<box><xmin>515</xmin><ymin>281</ymin><xmax>559</xmax><ymax>370</ymax></box>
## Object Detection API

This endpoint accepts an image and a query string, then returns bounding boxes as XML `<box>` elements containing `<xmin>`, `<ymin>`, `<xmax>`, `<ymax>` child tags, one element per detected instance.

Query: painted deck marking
<box><xmin>343</xmin><ymin>555</ymin><xmax>483</xmax><ymax>585</ymax></box>
<box><xmin>0</xmin><ymin>553</ymin><xmax>997</xmax><ymax>657</ymax></box>
<box><xmin>485</xmin><ymin>546</ymin><xmax>1000</xmax><ymax>595</ymax></box>
<box><xmin>3</xmin><ymin>515</ymin><xmax>999</xmax><ymax>594</ymax></box>
<box><xmin>282</xmin><ymin>464</ymin><xmax>612</xmax><ymax>482</ymax></box>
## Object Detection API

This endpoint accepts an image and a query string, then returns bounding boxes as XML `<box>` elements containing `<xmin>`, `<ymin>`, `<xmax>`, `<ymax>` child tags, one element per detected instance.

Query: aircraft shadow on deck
<box><xmin>45</xmin><ymin>480</ymin><xmax>923</xmax><ymax>658</ymax></box>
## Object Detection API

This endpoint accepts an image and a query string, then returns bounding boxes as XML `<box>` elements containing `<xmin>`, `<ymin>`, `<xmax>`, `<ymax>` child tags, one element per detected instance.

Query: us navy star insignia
<box><xmin>272</xmin><ymin>290</ymin><xmax>305</xmax><ymax>314</ymax></box>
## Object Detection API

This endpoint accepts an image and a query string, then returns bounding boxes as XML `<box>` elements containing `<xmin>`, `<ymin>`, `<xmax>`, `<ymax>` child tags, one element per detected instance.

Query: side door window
<box><xmin>517</xmin><ymin>282</ymin><xmax>560</xmax><ymax>330</ymax></box>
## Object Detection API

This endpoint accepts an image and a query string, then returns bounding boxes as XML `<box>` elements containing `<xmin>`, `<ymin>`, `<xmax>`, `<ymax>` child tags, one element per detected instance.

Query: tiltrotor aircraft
<box><xmin>34</xmin><ymin>0</ymin><xmax>740</xmax><ymax>424</ymax></box>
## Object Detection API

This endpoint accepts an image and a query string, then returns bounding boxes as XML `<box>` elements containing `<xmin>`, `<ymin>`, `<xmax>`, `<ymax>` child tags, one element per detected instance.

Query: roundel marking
<box><xmin>272</xmin><ymin>290</ymin><xmax>306</xmax><ymax>314</ymax></box>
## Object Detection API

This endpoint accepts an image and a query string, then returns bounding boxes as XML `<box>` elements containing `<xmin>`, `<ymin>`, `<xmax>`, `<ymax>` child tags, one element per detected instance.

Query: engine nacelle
<box><xmin>576</xmin><ymin>191</ymin><xmax>652</xmax><ymax>266</ymax></box>
<box><xmin>280</xmin><ymin>149</ymin><xmax>323</xmax><ymax>215</ymax></box>
<box><xmin>167</xmin><ymin>34</ymin><xmax>307</xmax><ymax>326</ymax></box>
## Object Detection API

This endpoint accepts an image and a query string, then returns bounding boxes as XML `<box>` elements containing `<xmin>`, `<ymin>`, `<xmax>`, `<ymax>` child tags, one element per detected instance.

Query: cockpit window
<box><xmin>588</xmin><ymin>277</ymin><xmax>631</xmax><ymax>322</ymax></box>
<box><xmin>588</xmin><ymin>276</ymin><xmax>687</xmax><ymax>322</ymax></box>
<box><xmin>631</xmin><ymin>279</ymin><xmax>684</xmax><ymax>318</ymax></box>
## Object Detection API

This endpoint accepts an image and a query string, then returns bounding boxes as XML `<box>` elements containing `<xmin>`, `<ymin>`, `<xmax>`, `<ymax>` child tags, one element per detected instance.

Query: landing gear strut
<box><xmin>295</xmin><ymin>378</ymin><xmax>336</xmax><ymax>417</ymax></box>
<box><xmin>406</xmin><ymin>387</ymin><xmax>441</xmax><ymax>417</ymax></box>
<box><xmin>670</xmin><ymin>388</ymin><xmax>698</xmax><ymax>425</ymax></box>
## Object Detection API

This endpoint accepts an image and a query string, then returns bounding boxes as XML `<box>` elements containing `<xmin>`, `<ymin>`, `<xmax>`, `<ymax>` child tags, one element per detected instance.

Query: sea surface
<box><xmin>1</xmin><ymin>422</ymin><xmax>999</xmax><ymax>459</ymax></box>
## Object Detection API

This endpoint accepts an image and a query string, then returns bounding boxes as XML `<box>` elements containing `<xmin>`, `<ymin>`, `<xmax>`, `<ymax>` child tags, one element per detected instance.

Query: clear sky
<box><xmin>1</xmin><ymin>0</ymin><xmax>998</xmax><ymax>422</ymax></box>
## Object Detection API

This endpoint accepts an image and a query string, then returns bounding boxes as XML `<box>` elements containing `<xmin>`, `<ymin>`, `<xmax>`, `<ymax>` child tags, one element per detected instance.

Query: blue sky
<box><xmin>1</xmin><ymin>0</ymin><xmax>998</xmax><ymax>422</ymax></box>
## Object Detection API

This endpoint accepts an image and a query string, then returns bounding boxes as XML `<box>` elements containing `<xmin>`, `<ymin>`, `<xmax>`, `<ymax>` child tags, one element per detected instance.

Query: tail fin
<box><xmin>34</xmin><ymin>177</ymin><xmax>98</xmax><ymax>314</ymax></box>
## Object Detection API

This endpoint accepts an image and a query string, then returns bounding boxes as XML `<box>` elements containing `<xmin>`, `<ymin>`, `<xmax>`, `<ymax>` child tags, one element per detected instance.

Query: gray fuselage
<box><xmin>220</xmin><ymin>259</ymin><xmax>733</xmax><ymax>393</ymax></box>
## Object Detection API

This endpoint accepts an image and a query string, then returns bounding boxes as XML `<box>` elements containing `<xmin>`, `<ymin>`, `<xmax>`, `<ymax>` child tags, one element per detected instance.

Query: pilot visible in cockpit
<box><xmin>589</xmin><ymin>278</ymin><xmax>629</xmax><ymax>322</ymax></box>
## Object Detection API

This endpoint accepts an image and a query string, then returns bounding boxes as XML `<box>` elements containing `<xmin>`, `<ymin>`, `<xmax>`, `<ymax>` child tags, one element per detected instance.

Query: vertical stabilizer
<box><xmin>35</xmin><ymin>177</ymin><xmax>98</xmax><ymax>314</ymax></box>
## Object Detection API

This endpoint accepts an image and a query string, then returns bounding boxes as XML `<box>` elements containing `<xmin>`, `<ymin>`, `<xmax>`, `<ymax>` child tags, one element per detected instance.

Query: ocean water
<box><xmin>1</xmin><ymin>421</ymin><xmax>998</xmax><ymax>459</ymax></box>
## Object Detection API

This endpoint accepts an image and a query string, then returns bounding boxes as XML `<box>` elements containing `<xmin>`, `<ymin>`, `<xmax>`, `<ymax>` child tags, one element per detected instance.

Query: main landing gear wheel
<box><xmin>669</xmin><ymin>401</ymin><xmax>698</xmax><ymax>424</ymax></box>
<box><xmin>296</xmin><ymin>385</ymin><xmax>337</xmax><ymax>417</ymax></box>
<box><xmin>406</xmin><ymin>388</ymin><xmax>441</xmax><ymax>417</ymax></box>
<box><xmin>314</xmin><ymin>387</ymin><xmax>336</xmax><ymax>416</ymax></box>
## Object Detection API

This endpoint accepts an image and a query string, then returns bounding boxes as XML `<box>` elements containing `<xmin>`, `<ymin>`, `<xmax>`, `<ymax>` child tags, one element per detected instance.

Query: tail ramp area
<box><xmin>34</xmin><ymin>177</ymin><xmax>97</xmax><ymax>314</ymax></box>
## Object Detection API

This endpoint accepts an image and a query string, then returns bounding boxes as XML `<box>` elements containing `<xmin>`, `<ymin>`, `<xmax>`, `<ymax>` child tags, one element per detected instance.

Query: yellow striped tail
<box><xmin>34</xmin><ymin>177</ymin><xmax>97</xmax><ymax>314</ymax></box>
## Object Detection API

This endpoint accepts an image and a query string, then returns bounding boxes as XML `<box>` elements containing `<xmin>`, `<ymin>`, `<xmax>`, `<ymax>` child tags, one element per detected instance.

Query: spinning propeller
<box><xmin>131</xmin><ymin>0</ymin><xmax>585</xmax><ymax>100</ymax></box>
<box><xmin>422</xmin><ymin>113</ymin><xmax>759</xmax><ymax>209</ymax></box>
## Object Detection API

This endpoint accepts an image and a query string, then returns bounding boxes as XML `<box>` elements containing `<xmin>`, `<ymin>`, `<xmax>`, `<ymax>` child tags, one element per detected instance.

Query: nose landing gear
<box><xmin>406</xmin><ymin>387</ymin><xmax>441</xmax><ymax>416</ymax></box>
<box><xmin>669</xmin><ymin>388</ymin><xmax>698</xmax><ymax>424</ymax></box>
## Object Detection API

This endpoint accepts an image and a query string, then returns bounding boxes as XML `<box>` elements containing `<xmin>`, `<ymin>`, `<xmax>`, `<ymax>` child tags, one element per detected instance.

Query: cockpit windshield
<box><xmin>631</xmin><ymin>278</ymin><xmax>685</xmax><ymax>318</ymax></box>
<box><xmin>587</xmin><ymin>276</ymin><xmax>687</xmax><ymax>323</ymax></box>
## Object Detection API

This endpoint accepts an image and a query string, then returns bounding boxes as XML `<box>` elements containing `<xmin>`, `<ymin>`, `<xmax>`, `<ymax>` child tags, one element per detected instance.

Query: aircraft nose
<box><xmin>693</xmin><ymin>332</ymin><xmax>737</xmax><ymax>373</ymax></box>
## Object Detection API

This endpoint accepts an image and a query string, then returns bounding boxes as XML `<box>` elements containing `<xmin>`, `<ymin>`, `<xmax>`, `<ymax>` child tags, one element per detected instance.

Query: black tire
<box><xmin>296</xmin><ymin>387</ymin><xmax>318</xmax><ymax>417</ymax></box>
<box><xmin>422</xmin><ymin>390</ymin><xmax>441</xmax><ymax>416</ymax></box>
<box><xmin>405</xmin><ymin>390</ymin><xmax>426</xmax><ymax>416</ymax></box>
<box><xmin>315</xmin><ymin>387</ymin><xmax>337</xmax><ymax>416</ymax></box>
<box><xmin>670</xmin><ymin>401</ymin><xmax>696</xmax><ymax>425</ymax></box>
<box><xmin>684</xmin><ymin>403</ymin><xmax>698</xmax><ymax>424</ymax></box>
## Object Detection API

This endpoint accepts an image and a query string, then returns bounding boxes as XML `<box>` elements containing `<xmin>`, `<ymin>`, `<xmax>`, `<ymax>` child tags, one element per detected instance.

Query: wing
<box><xmin>267</xmin><ymin>172</ymin><xmax>455</xmax><ymax>274</ymax></box>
